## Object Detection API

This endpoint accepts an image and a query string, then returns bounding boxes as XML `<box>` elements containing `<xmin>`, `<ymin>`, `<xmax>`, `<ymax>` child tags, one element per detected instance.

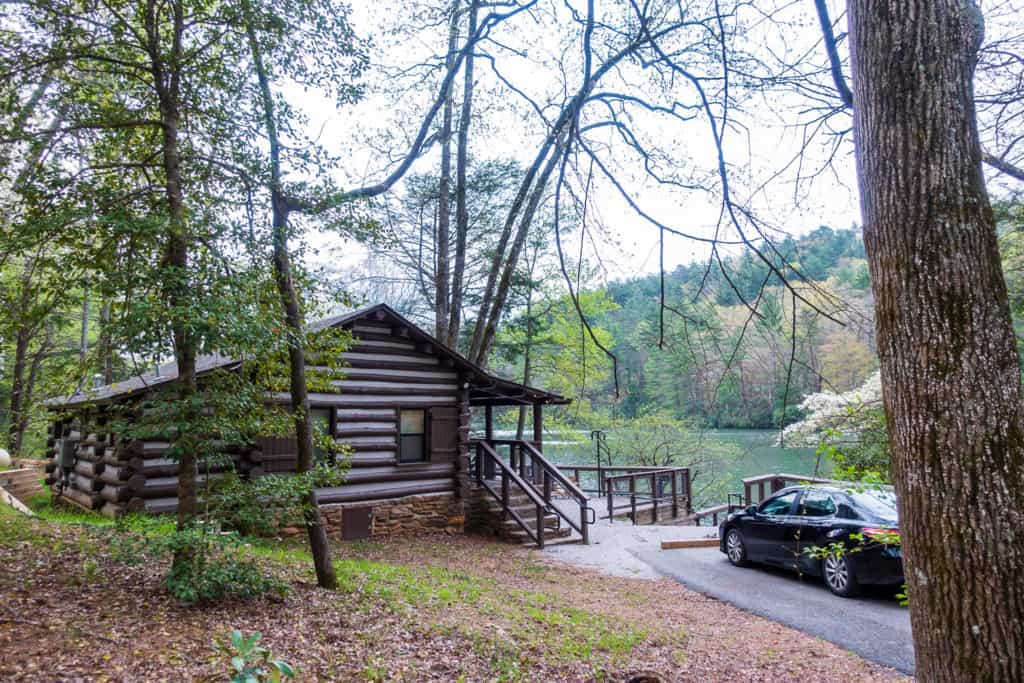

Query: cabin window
<box><xmin>398</xmin><ymin>409</ymin><xmax>426</xmax><ymax>463</ymax></box>
<box><xmin>311</xmin><ymin>408</ymin><xmax>333</xmax><ymax>463</ymax></box>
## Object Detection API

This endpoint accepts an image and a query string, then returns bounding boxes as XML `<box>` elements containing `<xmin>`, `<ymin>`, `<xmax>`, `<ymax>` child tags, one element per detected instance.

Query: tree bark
<box><xmin>468</xmin><ymin>135</ymin><xmax>556</xmax><ymax>364</ymax></box>
<box><xmin>474</xmin><ymin>132</ymin><xmax>566</xmax><ymax>366</ymax></box>
<box><xmin>849</xmin><ymin>2</ymin><xmax>1024</xmax><ymax>679</ymax></box>
<box><xmin>100</xmin><ymin>301</ymin><xmax>113</xmax><ymax>384</ymax></box>
<box><xmin>13</xmin><ymin>325</ymin><xmax>53</xmax><ymax>456</ymax></box>
<box><xmin>6</xmin><ymin>327</ymin><xmax>30</xmax><ymax>455</ymax></box>
<box><xmin>516</xmin><ymin>292</ymin><xmax>533</xmax><ymax>441</ymax></box>
<box><xmin>447</xmin><ymin>0</ymin><xmax>477</xmax><ymax>349</ymax></box>
<box><xmin>435</xmin><ymin>2</ymin><xmax>460</xmax><ymax>342</ymax></box>
<box><xmin>145</xmin><ymin>0</ymin><xmax>198</xmax><ymax>531</ymax></box>
<box><xmin>246</xmin><ymin>11</ymin><xmax>337</xmax><ymax>589</ymax></box>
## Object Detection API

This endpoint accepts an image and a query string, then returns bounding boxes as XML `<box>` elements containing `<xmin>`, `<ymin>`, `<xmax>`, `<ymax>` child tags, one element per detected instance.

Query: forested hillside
<box><xmin>602</xmin><ymin>226</ymin><xmax>875</xmax><ymax>427</ymax></box>
<box><xmin>497</xmin><ymin>206</ymin><xmax>1024</xmax><ymax>434</ymax></box>
<box><xmin>495</xmin><ymin>226</ymin><xmax>878</xmax><ymax>429</ymax></box>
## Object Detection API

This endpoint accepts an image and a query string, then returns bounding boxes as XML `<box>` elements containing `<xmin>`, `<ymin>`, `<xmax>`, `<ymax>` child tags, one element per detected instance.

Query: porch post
<box><xmin>483</xmin><ymin>404</ymin><xmax>495</xmax><ymax>479</ymax></box>
<box><xmin>533</xmin><ymin>402</ymin><xmax>543</xmax><ymax>452</ymax></box>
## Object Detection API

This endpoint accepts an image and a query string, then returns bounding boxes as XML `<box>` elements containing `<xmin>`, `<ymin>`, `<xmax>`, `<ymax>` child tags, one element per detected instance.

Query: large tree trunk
<box><xmin>146</xmin><ymin>0</ymin><xmax>198</xmax><ymax>531</ymax></box>
<box><xmin>6</xmin><ymin>327</ymin><xmax>30</xmax><ymax>455</ymax></box>
<box><xmin>468</xmin><ymin>135</ymin><xmax>556</xmax><ymax>364</ymax></box>
<box><xmin>12</xmin><ymin>326</ymin><xmax>52</xmax><ymax>456</ymax></box>
<box><xmin>447</xmin><ymin>0</ymin><xmax>477</xmax><ymax>349</ymax></box>
<box><xmin>100</xmin><ymin>301</ymin><xmax>113</xmax><ymax>384</ymax></box>
<box><xmin>849</xmin><ymin>2</ymin><xmax>1024</xmax><ymax>679</ymax></box>
<box><xmin>269</xmin><ymin>193</ymin><xmax>337</xmax><ymax>591</ymax></box>
<box><xmin>434</xmin><ymin>2</ymin><xmax>460</xmax><ymax>342</ymax></box>
<box><xmin>246</xmin><ymin>12</ymin><xmax>337</xmax><ymax>589</ymax></box>
<box><xmin>474</xmin><ymin>133</ymin><xmax>566</xmax><ymax>366</ymax></box>
<box><xmin>515</xmin><ymin>294</ymin><xmax>533</xmax><ymax>441</ymax></box>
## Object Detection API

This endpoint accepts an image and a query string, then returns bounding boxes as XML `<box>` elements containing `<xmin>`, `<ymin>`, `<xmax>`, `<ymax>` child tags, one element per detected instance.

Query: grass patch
<box><xmin>332</xmin><ymin>553</ymin><xmax>654</xmax><ymax>669</ymax></box>
<box><xmin>7</xmin><ymin>503</ymin><xmax>656</xmax><ymax>671</ymax></box>
<box><xmin>0</xmin><ymin>501</ymin><xmax>44</xmax><ymax>545</ymax></box>
<box><xmin>27</xmin><ymin>495</ymin><xmax>116</xmax><ymax>526</ymax></box>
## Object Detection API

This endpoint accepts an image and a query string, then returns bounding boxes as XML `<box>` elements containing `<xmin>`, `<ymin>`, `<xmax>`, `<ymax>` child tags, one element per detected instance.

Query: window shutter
<box><xmin>429</xmin><ymin>406</ymin><xmax>460</xmax><ymax>463</ymax></box>
<box><xmin>255</xmin><ymin>436</ymin><xmax>298</xmax><ymax>473</ymax></box>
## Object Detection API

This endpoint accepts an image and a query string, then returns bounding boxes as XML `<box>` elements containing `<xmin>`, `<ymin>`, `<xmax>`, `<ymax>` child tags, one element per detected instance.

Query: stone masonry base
<box><xmin>320</xmin><ymin>491</ymin><xmax>464</xmax><ymax>539</ymax></box>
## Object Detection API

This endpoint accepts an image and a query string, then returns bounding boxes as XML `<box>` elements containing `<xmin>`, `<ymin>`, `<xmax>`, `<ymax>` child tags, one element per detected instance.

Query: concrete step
<box><xmin>501</xmin><ymin>513</ymin><xmax>560</xmax><ymax>530</ymax></box>
<box><xmin>506</xmin><ymin>524</ymin><xmax>573</xmax><ymax>544</ymax></box>
<box><xmin>542</xmin><ymin>533</ymin><xmax>585</xmax><ymax>547</ymax></box>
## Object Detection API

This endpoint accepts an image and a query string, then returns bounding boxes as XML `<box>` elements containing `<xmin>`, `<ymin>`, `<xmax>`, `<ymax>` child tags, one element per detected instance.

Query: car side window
<box><xmin>797</xmin><ymin>489</ymin><xmax>837</xmax><ymax>517</ymax></box>
<box><xmin>836</xmin><ymin>503</ymin><xmax>861</xmax><ymax>520</ymax></box>
<box><xmin>758</xmin><ymin>491</ymin><xmax>798</xmax><ymax>516</ymax></box>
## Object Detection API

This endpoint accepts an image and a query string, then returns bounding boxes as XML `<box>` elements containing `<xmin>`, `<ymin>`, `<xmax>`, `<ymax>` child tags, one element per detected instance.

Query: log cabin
<box><xmin>43</xmin><ymin>304</ymin><xmax>589</xmax><ymax>545</ymax></box>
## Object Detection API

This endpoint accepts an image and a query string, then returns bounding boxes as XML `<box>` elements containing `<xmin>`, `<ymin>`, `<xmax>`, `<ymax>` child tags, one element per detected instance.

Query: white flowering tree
<box><xmin>782</xmin><ymin>372</ymin><xmax>889</xmax><ymax>481</ymax></box>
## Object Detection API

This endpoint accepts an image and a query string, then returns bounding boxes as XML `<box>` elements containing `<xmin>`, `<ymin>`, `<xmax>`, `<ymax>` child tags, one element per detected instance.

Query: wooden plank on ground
<box><xmin>0</xmin><ymin>488</ymin><xmax>35</xmax><ymax>516</ymax></box>
<box><xmin>660</xmin><ymin>539</ymin><xmax>719</xmax><ymax>550</ymax></box>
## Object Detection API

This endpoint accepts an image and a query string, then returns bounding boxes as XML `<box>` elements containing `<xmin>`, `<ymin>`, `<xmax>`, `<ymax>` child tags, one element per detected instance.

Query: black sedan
<box><xmin>718</xmin><ymin>484</ymin><xmax>903</xmax><ymax>597</ymax></box>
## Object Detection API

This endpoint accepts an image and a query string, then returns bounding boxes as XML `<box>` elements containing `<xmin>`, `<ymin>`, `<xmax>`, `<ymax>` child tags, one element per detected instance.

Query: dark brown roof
<box><xmin>48</xmin><ymin>303</ymin><xmax>569</xmax><ymax>408</ymax></box>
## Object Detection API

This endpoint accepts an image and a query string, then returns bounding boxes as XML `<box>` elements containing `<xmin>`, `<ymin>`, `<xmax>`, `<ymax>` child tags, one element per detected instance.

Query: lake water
<box><xmin>499</xmin><ymin>428</ymin><xmax>826</xmax><ymax>508</ymax></box>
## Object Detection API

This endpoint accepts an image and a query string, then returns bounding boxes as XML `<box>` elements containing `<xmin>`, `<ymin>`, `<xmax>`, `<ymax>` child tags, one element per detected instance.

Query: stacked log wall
<box><xmin>43</xmin><ymin>310</ymin><xmax>471</xmax><ymax>522</ymax></box>
<box><xmin>45</xmin><ymin>411</ymin><xmax>262</xmax><ymax>518</ymax></box>
<box><xmin>313</xmin><ymin>318</ymin><xmax>464</xmax><ymax>505</ymax></box>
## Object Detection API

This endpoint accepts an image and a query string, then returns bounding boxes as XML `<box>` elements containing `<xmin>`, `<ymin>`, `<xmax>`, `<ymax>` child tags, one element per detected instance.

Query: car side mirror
<box><xmin>747</xmin><ymin>505</ymin><xmax>758</xmax><ymax>515</ymax></box>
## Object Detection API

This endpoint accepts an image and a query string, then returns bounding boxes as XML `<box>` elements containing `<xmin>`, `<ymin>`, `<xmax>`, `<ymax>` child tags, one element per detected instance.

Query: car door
<box><xmin>745</xmin><ymin>489</ymin><xmax>799</xmax><ymax>564</ymax></box>
<box><xmin>792</xmin><ymin>488</ymin><xmax>838</xmax><ymax>573</ymax></box>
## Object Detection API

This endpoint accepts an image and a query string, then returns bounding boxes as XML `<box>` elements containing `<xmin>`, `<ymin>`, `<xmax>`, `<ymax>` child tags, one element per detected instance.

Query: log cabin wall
<box><xmin>44</xmin><ymin>407</ymin><xmax>260</xmax><ymax>518</ymax></box>
<box><xmin>312</xmin><ymin>318</ymin><xmax>468</xmax><ymax>511</ymax></box>
<box><xmin>45</xmin><ymin>311</ymin><xmax>472</xmax><ymax>532</ymax></box>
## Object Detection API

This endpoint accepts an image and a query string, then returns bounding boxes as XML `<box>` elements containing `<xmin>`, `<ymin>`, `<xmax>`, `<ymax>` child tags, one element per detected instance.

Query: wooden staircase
<box><xmin>477</xmin><ymin>489</ymin><xmax>578</xmax><ymax>546</ymax></box>
<box><xmin>470</xmin><ymin>440</ymin><xmax>593</xmax><ymax>548</ymax></box>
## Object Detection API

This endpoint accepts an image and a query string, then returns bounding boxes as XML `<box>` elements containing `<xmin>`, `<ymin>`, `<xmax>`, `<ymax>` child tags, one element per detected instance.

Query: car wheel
<box><xmin>822</xmin><ymin>552</ymin><xmax>861</xmax><ymax>597</ymax></box>
<box><xmin>725</xmin><ymin>528</ymin><xmax>749</xmax><ymax>567</ymax></box>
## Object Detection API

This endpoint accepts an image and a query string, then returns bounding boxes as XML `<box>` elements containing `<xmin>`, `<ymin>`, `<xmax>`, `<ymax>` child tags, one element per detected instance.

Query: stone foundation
<box><xmin>465</xmin><ymin>488</ymin><xmax>503</xmax><ymax>537</ymax></box>
<box><xmin>320</xmin><ymin>492</ymin><xmax>464</xmax><ymax>540</ymax></box>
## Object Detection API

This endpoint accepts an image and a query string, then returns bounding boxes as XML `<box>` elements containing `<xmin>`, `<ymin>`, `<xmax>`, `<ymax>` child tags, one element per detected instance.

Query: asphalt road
<box><xmin>634</xmin><ymin>546</ymin><xmax>915</xmax><ymax>675</ymax></box>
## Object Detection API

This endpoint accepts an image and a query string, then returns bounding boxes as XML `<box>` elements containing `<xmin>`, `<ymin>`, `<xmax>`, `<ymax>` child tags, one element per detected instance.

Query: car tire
<box><xmin>822</xmin><ymin>552</ymin><xmax>861</xmax><ymax>597</ymax></box>
<box><xmin>724</xmin><ymin>528</ymin><xmax>749</xmax><ymax>567</ymax></box>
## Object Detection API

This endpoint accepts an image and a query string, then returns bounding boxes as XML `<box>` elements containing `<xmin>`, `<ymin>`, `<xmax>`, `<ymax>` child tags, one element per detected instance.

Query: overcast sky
<box><xmin>281</xmin><ymin>0</ymin><xmax>1017</xmax><ymax>287</ymax></box>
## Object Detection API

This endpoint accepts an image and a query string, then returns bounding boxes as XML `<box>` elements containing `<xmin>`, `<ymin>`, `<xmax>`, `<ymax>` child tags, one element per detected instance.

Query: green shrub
<box><xmin>110</xmin><ymin>524</ymin><xmax>287</xmax><ymax>604</ymax></box>
<box><xmin>202</xmin><ymin>630</ymin><xmax>295</xmax><ymax>683</ymax></box>
<box><xmin>207</xmin><ymin>462</ymin><xmax>347</xmax><ymax>537</ymax></box>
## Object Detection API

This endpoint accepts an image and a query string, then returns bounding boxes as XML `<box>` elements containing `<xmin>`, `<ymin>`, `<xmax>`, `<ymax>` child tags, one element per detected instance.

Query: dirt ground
<box><xmin>0</xmin><ymin>513</ymin><xmax>909</xmax><ymax>682</ymax></box>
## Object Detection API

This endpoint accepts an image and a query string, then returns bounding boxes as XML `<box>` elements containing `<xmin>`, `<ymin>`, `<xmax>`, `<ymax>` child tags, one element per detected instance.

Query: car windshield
<box><xmin>846</xmin><ymin>488</ymin><xmax>898</xmax><ymax>523</ymax></box>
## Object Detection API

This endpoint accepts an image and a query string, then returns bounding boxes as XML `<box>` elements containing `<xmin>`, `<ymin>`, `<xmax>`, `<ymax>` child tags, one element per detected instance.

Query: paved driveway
<box><xmin>634</xmin><ymin>546</ymin><xmax>914</xmax><ymax>674</ymax></box>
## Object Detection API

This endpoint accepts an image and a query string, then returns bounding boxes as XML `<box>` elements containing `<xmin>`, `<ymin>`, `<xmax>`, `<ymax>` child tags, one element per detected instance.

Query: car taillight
<box><xmin>863</xmin><ymin>527</ymin><xmax>900</xmax><ymax>543</ymax></box>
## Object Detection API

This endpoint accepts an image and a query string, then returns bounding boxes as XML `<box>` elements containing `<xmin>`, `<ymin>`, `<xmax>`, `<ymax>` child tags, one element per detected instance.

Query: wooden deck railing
<box><xmin>692</xmin><ymin>493</ymin><xmax>745</xmax><ymax>526</ymax></box>
<box><xmin>602</xmin><ymin>467</ymin><xmax>692</xmax><ymax>525</ymax></box>
<box><xmin>742</xmin><ymin>472</ymin><xmax>838</xmax><ymax>506</ymax></box>
<box><xmin>692</xmin><ymin>473</ymin><xmax>859</xmax><ymax>526</ymax></box>
<box><xmin>473</xmin><ymin>441</ymin><xmax>549</xmax><ymax>548</ymax></box>
<box><xmin>557</xmin><ymin>463</ymin><xmax>682</xmax><ymax>498</ymax></box>
<box><xmin>472</xmin><ymin>439</ymin><xmax>595</xmax><ymax>545</ymax></box>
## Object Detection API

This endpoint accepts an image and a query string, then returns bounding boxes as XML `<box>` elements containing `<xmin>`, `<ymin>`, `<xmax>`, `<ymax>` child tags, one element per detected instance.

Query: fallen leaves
<box><xmin>0</xmin><ymin>515</ymin><xmax>908</xmax><ymax>682</ymax></box>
